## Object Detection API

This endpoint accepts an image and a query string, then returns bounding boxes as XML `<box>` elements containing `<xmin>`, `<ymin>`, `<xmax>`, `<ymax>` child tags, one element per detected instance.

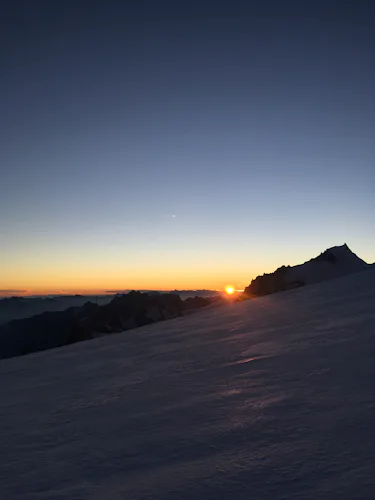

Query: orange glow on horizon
<box><xmin>1</xmin><ymin>261</ymin><xmax>254</xmax><ymax>297</ymax></box>
<box><xmin>1</xmin><ymin>275</ymin><xmax>250</xmax><ymax>297</ymax></box>
<box><xmin>225</xmin><ymin>286</ymin><xmax>235</xmax><ymax>295</ymax></box>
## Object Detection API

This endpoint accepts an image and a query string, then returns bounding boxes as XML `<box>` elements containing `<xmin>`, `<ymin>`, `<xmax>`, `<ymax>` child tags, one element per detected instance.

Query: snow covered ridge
<box><xmin>244</xmin><ymin>244</ymin><xmax>370</xmax><ymax>297</ymax></box>
<box><xmin>1</xmin><ymin>269</ymin><xmax>375</xmax><ymax>499</ymax></box>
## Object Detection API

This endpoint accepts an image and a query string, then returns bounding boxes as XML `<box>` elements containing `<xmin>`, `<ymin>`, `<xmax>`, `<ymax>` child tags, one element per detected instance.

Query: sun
<box><xmin>225</xmin><ymin>286</ymin><xmax>235</xmax><ymax>295</ymax></box>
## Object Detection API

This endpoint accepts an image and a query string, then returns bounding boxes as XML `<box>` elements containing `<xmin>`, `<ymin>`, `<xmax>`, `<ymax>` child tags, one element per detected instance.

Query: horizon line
<box><xmin>0</xmin><ymin>288</ymin><xmax>227</xmax><ymax>298</ymax></box>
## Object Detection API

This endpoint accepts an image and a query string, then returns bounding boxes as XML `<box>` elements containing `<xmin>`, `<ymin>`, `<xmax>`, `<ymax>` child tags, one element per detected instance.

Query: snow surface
<box><xmin>1</xmin><ymin>269</ymin><xmax>375</xmax><ymax>499</ymax></box>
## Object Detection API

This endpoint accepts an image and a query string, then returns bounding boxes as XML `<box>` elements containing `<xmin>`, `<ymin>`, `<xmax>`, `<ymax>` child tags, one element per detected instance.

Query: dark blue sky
<box><xmin>1</xmin><ymin>0</ymin><xmax>374</xmax><ymax>292</ymax></box>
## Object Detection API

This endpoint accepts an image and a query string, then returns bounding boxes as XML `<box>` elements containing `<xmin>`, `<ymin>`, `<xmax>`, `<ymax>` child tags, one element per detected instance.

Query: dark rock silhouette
<box><xmin>0</xmin><ymin>292</ymin><xmax>212</xmax><ymax>360</ymax></box>
<box><xmin>244</xmin><ymin>265</ymin><xmax>304</xmax><ymax>297</ymax></box>
<box><xmin>184</xmin><ymin>296</ymin><xmax>215</xmax><ymax>310</ymax></box>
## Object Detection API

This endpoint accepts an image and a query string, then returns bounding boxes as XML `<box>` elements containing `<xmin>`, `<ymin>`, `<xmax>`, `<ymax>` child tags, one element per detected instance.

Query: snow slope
<box><xmin>1</xmin><ymin>269</ymin><xmax>375</xmax><ymax>499</ymax></box>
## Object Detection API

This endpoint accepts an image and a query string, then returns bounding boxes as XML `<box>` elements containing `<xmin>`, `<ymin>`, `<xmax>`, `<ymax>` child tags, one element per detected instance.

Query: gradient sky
<box><xmin>1</xmin><ymin>0</ymin><xmax>374</xmax><ymax>294</ymax></box>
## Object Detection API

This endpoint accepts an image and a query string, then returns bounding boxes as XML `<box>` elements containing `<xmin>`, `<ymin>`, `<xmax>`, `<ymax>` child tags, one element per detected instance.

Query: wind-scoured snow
<box><xmin>1</xmin><ymin>269</ymin><xmax>375</xmax><ymax>499</ymax></box>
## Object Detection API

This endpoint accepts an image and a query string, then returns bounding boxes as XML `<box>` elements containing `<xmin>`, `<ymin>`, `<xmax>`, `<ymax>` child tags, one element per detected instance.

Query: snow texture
<box><xmin>1</xmin><ymin>269</ymin><xmax>375</xmax><ymax>499</ymax></box>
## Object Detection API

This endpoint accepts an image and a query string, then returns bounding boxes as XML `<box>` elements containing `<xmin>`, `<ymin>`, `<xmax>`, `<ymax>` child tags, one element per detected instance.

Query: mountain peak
<box><xmin>245</xmin><ymin>244</ymin><xmax>369</xmax><ymax>297</ymax></box>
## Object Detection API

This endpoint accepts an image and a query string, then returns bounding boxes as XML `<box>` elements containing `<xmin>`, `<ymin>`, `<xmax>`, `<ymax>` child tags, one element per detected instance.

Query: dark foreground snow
<box><xmin>1</xmin><ymin>269</ymin><xmax>375</xmax><ymax>499</ymax></box>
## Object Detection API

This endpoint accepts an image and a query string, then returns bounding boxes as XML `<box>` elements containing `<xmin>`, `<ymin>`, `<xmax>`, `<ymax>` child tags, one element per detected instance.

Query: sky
<box><xmin>1</xmin><ymin>0</ymin><xmax>374</xmax><ymax>294</ymax></box>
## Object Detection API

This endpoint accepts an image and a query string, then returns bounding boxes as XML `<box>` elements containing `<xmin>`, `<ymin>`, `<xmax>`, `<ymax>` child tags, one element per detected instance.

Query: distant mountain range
<box><xmin>0</xmin><ymin>290</ymin><xmax>218</xmax><ymax>325</ymax></box>
<box><xmin>0</xmin><ymin>295</ymin><xmax>113</xmax><ymax>325</ymax></box>
<box><xmin>0</xmin><ymin>292</ymin><xmax>217</xmax><ymax>360</ymax></box>
<box><xmin>108</xmin><ymin>290</ymin><xmax>218</xmax><ymax>299</ymax></box>
<box><xmin>244</xmin><ymin>244</ymin><xmax>370</xmax><ymax>297</ymax></box>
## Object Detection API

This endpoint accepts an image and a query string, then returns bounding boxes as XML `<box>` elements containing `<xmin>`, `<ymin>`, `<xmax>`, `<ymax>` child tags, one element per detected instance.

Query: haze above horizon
<box><xmin>1</xmin><ymin>1</ymin><xmax>374</xmax><ymax>295</ymax></box>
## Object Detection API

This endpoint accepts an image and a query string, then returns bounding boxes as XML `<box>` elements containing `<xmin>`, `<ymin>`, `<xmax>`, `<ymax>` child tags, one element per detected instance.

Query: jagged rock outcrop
<box><xmin>0</xmin><ymin>292</ymin><xmax>212</xmax><ymax>360</ymax></box>
<box><xmin>244</xmin><ymin>265</ymin><xmax>304</xmax><ymax>296</ymax></box>
<box><xmin>81</xmin><ymin>291</ymin><xmax>186</xmax><ymax>334</ymax></box>
<box><xmin>244</xmin><ymin>244</ymin><xmax>370</xmax><ymax>298</ymax></box>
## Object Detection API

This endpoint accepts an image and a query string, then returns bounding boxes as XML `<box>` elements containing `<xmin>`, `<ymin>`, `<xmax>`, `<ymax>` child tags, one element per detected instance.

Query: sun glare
<box><xmin>225</xmin><ymin>286</ymin><xmax>235</xmax><ymax>295</ymax></box>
